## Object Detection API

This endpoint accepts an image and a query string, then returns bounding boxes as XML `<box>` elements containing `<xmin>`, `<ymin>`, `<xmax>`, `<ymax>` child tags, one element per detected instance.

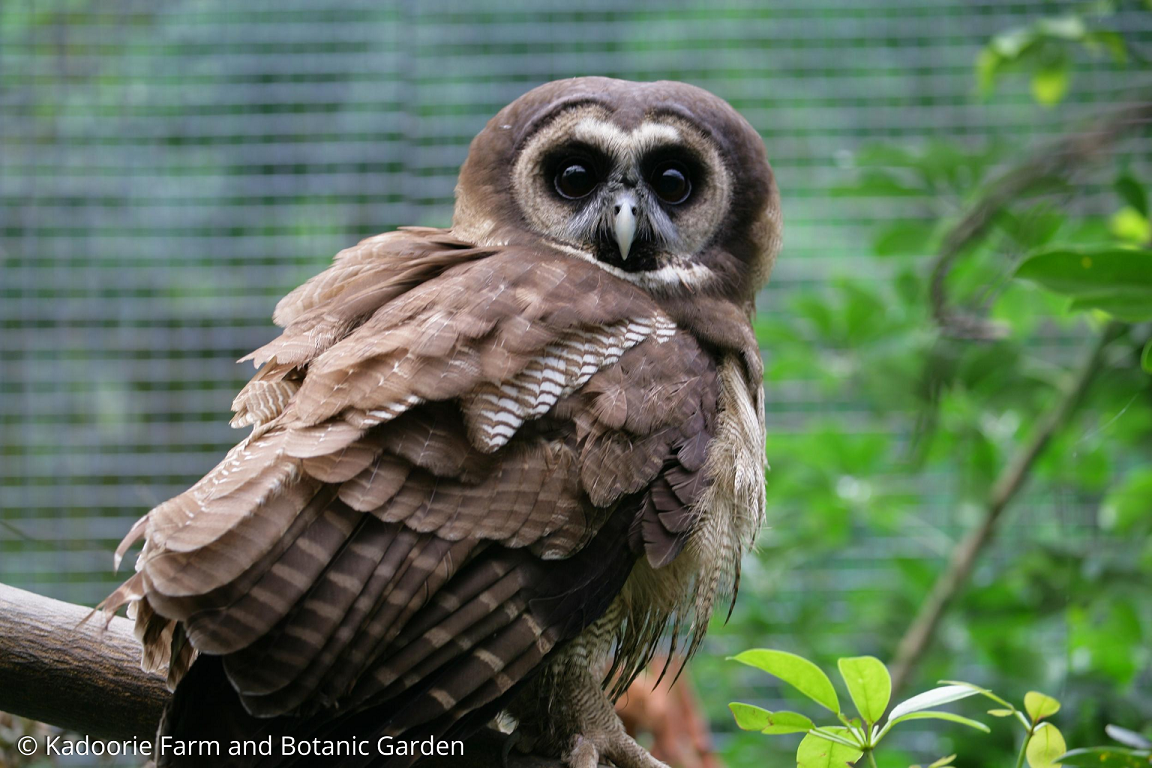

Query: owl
<box><xmin>103</xmin><ymin>77</ymin><xmax>781</xmax><ymax>768</ymax></box>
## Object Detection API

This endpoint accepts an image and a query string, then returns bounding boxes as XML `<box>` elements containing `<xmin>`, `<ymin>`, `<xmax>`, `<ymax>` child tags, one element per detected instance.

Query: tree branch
<box><xmin>0</xmin><ymin>582</ymin><xmax>168</xmax><ymax>740</ymax></box>
<box><xmin>0</xmin><ymin>583</ymin><xmax>606</xmax><ymax>767</ymax></box>
<box><xmin>888</xmin><ymin>321</ymin><xmax>1124</xmax><ymax>694</ymax></box>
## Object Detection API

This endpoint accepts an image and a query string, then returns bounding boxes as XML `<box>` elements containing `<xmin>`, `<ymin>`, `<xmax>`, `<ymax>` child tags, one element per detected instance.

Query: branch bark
<box><xmin>0</xmin><ymin>583</ymin><xmax>607</xmax><ymax>767</ymax></box>
<box><xmin>0</xmin><ymin>582</ymin><xmax>168</xmax><ymax>740</ymax></box>
<box><xmin>888</xmin><ymin>321</ymin><xmax>1124</xmax><ymax>694</ymax></box>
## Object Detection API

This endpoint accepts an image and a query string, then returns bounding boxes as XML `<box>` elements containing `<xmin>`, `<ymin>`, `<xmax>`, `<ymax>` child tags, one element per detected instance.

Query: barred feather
<box><xmin>102</xmin><ymin>226</ymin><xmax>764</xmax><ymax>765</ymax></box>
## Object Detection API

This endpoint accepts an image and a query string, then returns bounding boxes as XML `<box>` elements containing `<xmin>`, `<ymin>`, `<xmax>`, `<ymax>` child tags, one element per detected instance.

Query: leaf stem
<box><xmin>837</xmin><ymin>712</ymin><xmax>868</xmax><ymax>746</ymax></box>
<box><xmin>808</xmin><ymin>728</ymin><xmax>864</xmax><ymax>748</ymax></box>
<box><xmin>866</xmin><ymin>749</ymin><xmax>879</xmax><ymax>768</ymax></box>
<box><xmin>1015</xmin><ymin>726</ymin><xmax>1034</xmax><ymax>768</ymax></box>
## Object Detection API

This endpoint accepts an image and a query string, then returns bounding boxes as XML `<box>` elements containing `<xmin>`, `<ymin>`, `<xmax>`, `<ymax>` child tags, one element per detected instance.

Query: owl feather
<box><xmin>102</xmin><ymin>77</ymin><xmax>781</xmax><ymax>768</ymax></box>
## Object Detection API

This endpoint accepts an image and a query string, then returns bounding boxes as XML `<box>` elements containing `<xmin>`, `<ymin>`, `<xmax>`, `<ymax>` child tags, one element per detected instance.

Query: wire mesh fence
<box><xmin>1</xmin><ymin>0</ymin><xmax>1148</xmax><ymax>763</ymax></box>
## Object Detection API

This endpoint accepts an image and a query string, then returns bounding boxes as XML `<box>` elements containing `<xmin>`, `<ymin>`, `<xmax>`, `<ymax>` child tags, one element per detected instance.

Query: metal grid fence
<box><xmin>1</xmin><ymin>0</ymin><xmax>1147</xmax><ymax>761</ymax></box>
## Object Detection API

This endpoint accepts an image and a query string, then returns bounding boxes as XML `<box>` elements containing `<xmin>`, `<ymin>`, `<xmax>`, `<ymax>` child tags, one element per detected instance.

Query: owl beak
<box><xmin>613</xmin><ymin>193</ymin><xmax>638</xmax><ymax>261</ymax></box>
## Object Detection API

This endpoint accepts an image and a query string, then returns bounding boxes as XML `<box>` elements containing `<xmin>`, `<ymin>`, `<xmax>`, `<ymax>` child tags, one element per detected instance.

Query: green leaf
<box><xmin>1056</xmin><ymin>747</ymin><xmax>1152</xmax><ymax>768</ymax></box>
<box><xmin>1015</xmin><ymin>246</ymin><xmax>1152</xmax><ymax>319</ymax></box>
<box><xmin>729</xmin><ymin>702</ymin><xmax>773</xmax><ymax>731</ymax></box>
<box><xmin>976</xmin><ymin>47</ymin><xmax>1003</xmax><ymax>95</ymax></box>
<box><xmin>1085</xmin><ymin>30</ymin><xmax>1129</xmax><ymax>63</ymax></box>
<box><xmin>728</xmin><ymin>704</ymin><xmax>816</xmax><ymax>735</ymax></box>
<box><xmin>1024</xmin><ymin>691</ymin><xmax>1061</xmax><ymax>721</ymax></box>
<box><xmin>1116</xmin><ymin>175</ymin><xmax>1148</xmax><ymax>218</ymax></box>
<box><xmin>837</xmin><ymin>656</ymin><xmax>891</xmax><ymax>724</ymax></box>
<box><xmin>1027</xmin><ymin>723</ymin><xmax>1068</xmax><ymax>768</ymax></box>
<box><xmin>1069</xmin><ymin>297</ymin><xmax>1152</xmax><ymax>322</ymax></box>
<box><xmin>1142</xmin><ymin>339</ymin><xmax>1152</xmax><ymax>374</ymax></box>
<box><xmin>833</xmin><ymin>169</ymin><xmax>923</xmax><ymax>198</ymax></box>
<box><xmin>1110</xmin><ymin>208</ymin><xmax>1151</xmax><ymax>244</ymax></box>
<box><xmin>988</xmin><ymin>709</ymin><xmax>1017</xmax><ymax>717</ymax></box>
<box><xmin>762</xmin><ymin>711</ymin><xmax>818</xmax><ymax>735</ymax></box>
<box><xmin>996</xmin><ymin>207</ymin><xmax>1066</xmax><ymax>249</ymax></box>
<box><xmin>1015</xmin><ymin>246</ymin><xmax>1152</xmax><ymax>296</ymax></box>
<box><xmin>796</xmin><ymin>729</ymin><xmax>864</xmax><ymax>768</ymax></box>
<box><xmin>730</xmin><ymin>650</ymin><xmax>840</xmax><ymax>713</ymax></box>
<box><xmin>1032</xmin><ymin>64</ymin><xmax>1069</xmax><ymax>106</ymax></box>
<box><xmin>872</xmin><ymin>221</ymin><xmax>935</xmax><ymax>257</ymax></box>
<box><xmin>1065</xmin><ymin>296</ymin><xmax>1152</xmax><ymax>323</ymax></box>
<box><xmin>991</xmin><ymin>26</ymin><xmax>1035</xmax><ymax>57</ymax></box>
<box><xmin>1069</xmin><ymin>602</ymin><xmax>1144</xmax><ymax>684</ymax></box>
<box><xmin>887</xmin><ymin>711</ymin><xmax>991</xmax><ymax>733</ymax></box>
<box><xmin>888</xmin><ymin>685</ymin><xmax>980</xmax><ymax>720</ymax></box>
<box><xmin>1101</xmin><ymin>469</ymin><xmax>1152</xmax><ymax>533</ymax></box>
<box><xmin>1037</xmin><ymin>15</ymin><xmax>1087</xmax><ymax>41</ymax></box>
<box><xmin>928</xmin><ymin>756</ymin><xmax>957</xmax><ymax>768</ymax></box>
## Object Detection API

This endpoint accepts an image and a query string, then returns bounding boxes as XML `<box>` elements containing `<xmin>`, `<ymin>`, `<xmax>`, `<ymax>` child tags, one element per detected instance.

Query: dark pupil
<box><xmin>653</xmin><ymin>164</ymin><xmax>690</xmax><ymax>203</ymax></box>
<box><xmin>555</xmin><ymin>162</ymin><xmax>596</xmax><ymax>199</ymax></box>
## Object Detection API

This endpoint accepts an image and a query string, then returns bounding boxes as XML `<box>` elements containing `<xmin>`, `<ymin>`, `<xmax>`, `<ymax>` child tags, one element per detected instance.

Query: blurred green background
<box><xmin>2</xmin><ymin>1</ymin><xmax>1150</xmax><ymax>767</ymax></box>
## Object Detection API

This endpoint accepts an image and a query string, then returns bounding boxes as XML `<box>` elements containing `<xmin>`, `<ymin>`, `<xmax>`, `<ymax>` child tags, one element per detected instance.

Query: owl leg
<box><xmin>508</xmin><ymin>653</ymin><xmax>669</xmax><ymax>768</ymax></box>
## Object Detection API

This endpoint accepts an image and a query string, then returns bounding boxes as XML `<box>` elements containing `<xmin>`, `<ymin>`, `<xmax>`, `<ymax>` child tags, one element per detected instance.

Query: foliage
<box><xmin>977</xmin><ymin>12</ymin><xmax>1128</xmax><ymax>106</ymax></box>
<box><xmin>708</xmin><ymin>4</ymin><xmax>1152</xmax><ymax>767</ymax></box>
<box><xmin>729</xmin><ymin>648</ymin><xmax>1152</xmax><ymax>768</ymax></box>
<box><xmin>1015</xmin><ymin>243</ymin><xmax>1152</xmax><ymax>374</ymax></box>
<box><xmin>728</xmin><ymin>649</ymin><xmax>985</xmax><ymax>767</ymax></box>
<box><xmin>1057</xmin><ymin>724</ymin><xmax>1152</xmax><ymax>767</ymax></box>
<box><xmin>726</xmin><ymin>648</ymin><xmax>1116</xmax><ymax>768</ymax></box>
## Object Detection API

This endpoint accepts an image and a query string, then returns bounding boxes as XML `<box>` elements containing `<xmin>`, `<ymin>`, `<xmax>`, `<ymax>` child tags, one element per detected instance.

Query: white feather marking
<box><xmin>493</xmin><ymin>396</ymin><xmax>520</xmax><ymax>411</ymax></box>
<box><xmin>489</xmin><ymin>411</ymin><xmax>523</xmax><ymax>427</ymax></box>
<box><xmin>548</xmin><ymin>241</ymin><xmax>718</xmax><ymax>294</ymax></box>
<box><xmin>573</xmin><ymin>118</ymin><xmax>681</xmax><ymax>155</ymax></box>
<box><xmin>538</xmin><ymin>380</ymin><xmax>563</xmax><ymax>396</ymax></box>
<box><xmin>540</xmin><ymin>368</ymin><xmax>567</xmax><ymax>384</ymax></box>
<box><xmin>464</xmin><ymin>314</ymin><xmax>679</xmax><ymax>449</ymax></box>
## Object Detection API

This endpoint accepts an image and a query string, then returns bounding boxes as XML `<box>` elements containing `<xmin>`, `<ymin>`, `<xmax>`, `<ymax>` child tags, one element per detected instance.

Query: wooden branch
<box><xmin>0</xmin><ymin>582</ymin><xmax>168</xmax><ymax>741</ymax></box>
<box><xmin>0</xmin><ymin>583</ymin><xmax>606</xmax><ymax>766</ymax></box>
<box><xmin>888</xmin><ymin>321</ymin><xmax>1124</xmax><ymax>694</ymax></box>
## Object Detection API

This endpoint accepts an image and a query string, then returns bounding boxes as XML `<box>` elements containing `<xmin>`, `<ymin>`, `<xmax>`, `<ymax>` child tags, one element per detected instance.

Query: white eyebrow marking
<box><xmin>573</xmin><ymin>119</ymin><xmax>681</xmax><ymax>157</ymax></box>
<box><xmin>631</xmin><ymin>122</ymin><xmax>682</xmax><ymax>147</ymax></box>
<box><xmin>573</xmin><ymin>118</ymin><xmax>627</xmax><ymax>147</ymax></box>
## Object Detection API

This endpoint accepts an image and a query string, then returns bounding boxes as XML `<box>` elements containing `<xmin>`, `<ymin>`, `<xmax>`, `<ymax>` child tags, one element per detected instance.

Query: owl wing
<box><xmin>104</xmin><ymin>228</ymin><xmax>721</xmax><ymax>755</ymax></box>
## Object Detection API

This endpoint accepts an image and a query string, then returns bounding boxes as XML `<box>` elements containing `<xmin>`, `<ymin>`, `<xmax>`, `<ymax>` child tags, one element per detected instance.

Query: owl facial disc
<box><xmin>460</xmin><ymin>77</ymin><xmax>781</xmax><ymax>298</ymax></box>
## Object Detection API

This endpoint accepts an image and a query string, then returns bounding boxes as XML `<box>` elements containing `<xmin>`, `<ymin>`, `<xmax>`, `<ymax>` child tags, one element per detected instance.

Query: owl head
<box><xmin>453</xmin><ymin>77</ymin><xmax>782</xmax><ymax>303</ymax></box>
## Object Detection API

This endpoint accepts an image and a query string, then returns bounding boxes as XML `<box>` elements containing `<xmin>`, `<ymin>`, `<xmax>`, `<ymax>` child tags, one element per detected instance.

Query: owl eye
<box><xmin>650</xmin><ymin>162</ymin><xmax>691</xmax><ymax>204</ymax></box>
<box><xmin>554</xmin><ymin>160</ymin><xmax>598</xmax><ymax>199</ymax></box>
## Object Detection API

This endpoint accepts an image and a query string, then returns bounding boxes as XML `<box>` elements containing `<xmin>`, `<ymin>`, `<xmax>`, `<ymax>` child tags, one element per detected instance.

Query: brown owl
<box><xmin>103</xmin><ymin>77</ymin><xmax>781</xmax><ymax>768</ymax></box>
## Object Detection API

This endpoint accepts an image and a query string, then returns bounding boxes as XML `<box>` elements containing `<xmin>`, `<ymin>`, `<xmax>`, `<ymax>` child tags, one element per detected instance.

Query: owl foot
<box><xmin>508</xmin><ymin>652</ymin><xmax>669</xmax><ymax>768</ymax></box>
<box><xmin>563</xmin><ymin>728</ymin><xmax>669</xmax><ymax>768</ymax></box>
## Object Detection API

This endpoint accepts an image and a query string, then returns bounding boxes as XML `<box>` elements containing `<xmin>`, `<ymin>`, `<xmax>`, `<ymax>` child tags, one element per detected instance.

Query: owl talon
<box><xmin>562</xmin><ymin>730</ymin><xmax>669</xmax><ymax>768</ymax></box>
<box><xmin>565</xmin><ymin>736</ymin><xmax>600</xmax><ymax>768</ymax></box>
<box><xmin>511</xmin><ymin>655</ymin><xmax>670</xmax><ymax>768</ymax></box>
<box><xmin>501</xmin><ymin>731</ymin><xmax>521</xmax><ymax>768</ymax></box>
